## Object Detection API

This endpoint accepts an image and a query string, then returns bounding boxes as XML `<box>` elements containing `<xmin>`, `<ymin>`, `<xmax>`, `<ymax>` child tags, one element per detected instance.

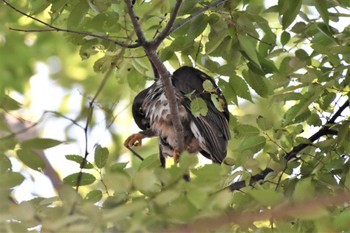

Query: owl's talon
<box><xmin>124</xmin><ymin>133</ymin><xmax>144</xmax><ymax>148</ymax></box>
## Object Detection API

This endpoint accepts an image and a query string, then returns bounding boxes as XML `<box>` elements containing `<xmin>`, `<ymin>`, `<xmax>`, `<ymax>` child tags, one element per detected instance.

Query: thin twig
<box><xmin>127</xmin><ymin>147</ymin><xmax>145</xmax><ymax>161</ymax></box>
<box><xmin>2</xmin><ymin>0</ymin><xmax>140</xmax><ymax>48</ymax></box>
<box><xmin>0</xmin><ymin>110</ymin><xmax>84</xmax><ymax>140</ymax></box>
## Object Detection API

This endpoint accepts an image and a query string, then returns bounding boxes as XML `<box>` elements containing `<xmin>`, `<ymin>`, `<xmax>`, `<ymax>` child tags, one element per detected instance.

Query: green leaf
<box><xmin>207</xmin><ymin>190</ymin><xmax>232</xmax><ymax>210</ymax></box>
<box><xmin>94</xmin><ymin>145</ymin><xmax>109</xmax><ymax>169</ymax></box>
<box><xmin>63</xmin><ymin>172</ymin><xmax>96</xmax><ymax>186</ymax></box>
<box><xmin>126</xmin><ymin>67</ymin><xmax>147</xmax><ymax>92</ymax></box>
<box><xmin>187</xmin><ymin>190</ymin><xmax>208</xmax><ymax>209</ymax></box>
<box><xmin>103</xmin><ymin>200</ymin><xmax>147</xmax><ymax>222</ymax></box>
<box><xmin>293</xmin><ymin>177</ymin><xmax>314</xmax><ymax>202</ymax></box>
<box><xmin>67</xmin><ymin>0</ymin><xmax>89</xmax><ymax>29</ymax></box>
<box><xmin>84</xmin><ymin>190</ymin><xmax>103</xmax><ymax>203</ymax></box>
<box><xmin>154</xmin><ymin>190</ymin><xmax>180</xmax><ymax>206</ymax></box>
<box><xmin>237</xmin><ymin>14</ymin><xmax>259</xmax><ymax>39</ymax></box>
<box><xmin>239</xmin><ymin>135</ymin><xmax>266</xmax><ymax>153</ymax></box>
<box><xmin>16</xmin><ymin>149</ymin><xmax>45</xmax><ymax>171</ymax></box>
<box><xmin>187</xmin><ymin>14</ymin><xmax>208</xmax><ymax>40</ymax></box>
<box><xmin>345</xmin><ymin>169</ymin><xmax>350</xmax><ymax>190</ymax></box>
<box><xmin>247</xmin><ymin>188</ymin><xmax>284</xmax><ymax>206</ymax></box>
<box><xmin>138</xmin><ymin>154</ymin><xmax>161</xmax><ymax>170</ymax></box>
<box><xmin>0</xmin><ymin>172</ymin><xmax>24</xmax><ymax>188</ymax></box>
<box><xmin>256</xmin><ymin>116</ymin><xmax>273</xmax><ymax>130</ymax></box>
<box><xmin>203</xmin><ymin>80</ymin><xmax>215</xmax><ymax>92</ymax></box>
<box><xmin>243</xmin><ymin>70</ymin><xmax>270</xmax><ymax>97</ymax></box>
<box><xmin>104</xmin><ymin>173</ymin><xmax>131</xmax><ymax>193</ymax></box>
<box><xmin>218</xmin><ymin>79</ymin><xmax>238</xmax><ymax>105</ymax></box>
<box><xmin>0</xmin><ymin>94</ymin><xmax>21</xmax><ymax>110</ymax></box>
<box><xmin>284</xmin><ymin>95</ymin><xmax>321</xmax><ymax>125</ymax></box>
<box><xmin>179</xmin><ymin>152</ymin><xmax>198</xmax><ymax>171</ymax></box>
<box><xmin>314</xmin><ymin>138</ymin><xmax>337</xmax><ymax>149</ymax></box>
<box><xmin>333</xmin><ymin>209</ymin><xmax>350</xmax><ymax>231</ymax></box>
<box><xmin>313</xmin><ymin>0</ymin><xmax>329</xmax><ymax>24</ymax></box>
<box><xmin>238</xmin><ymin>34</ymin><xmax>261</xmax><ymax>68</ymax></box>
<box><xmin>159</xmin><ymin>47</ymin><xmax>174</xmax><ymax>61</ymax></box>
<box><xmin>236</xmin><ymin>124</ymin><xmax>260</xmax><ymax>138</ymax></box>
<box><xmin>133</xmin><ymin>169</ymin><xmax>161</xmax><ymax>195</ymax></box>
<box><xmin>206</xmin><ymin>32</ymin><xmax>227</xmax><ymax>54</ymax></box>
<box><xmin>0</xmin><ymin>154</ymin><xmax>12</xmax><ymax>174</ymax></box>
<box><xmin>110</xmin><ymin>162</ymin><xmax>129</xmax><ymax>172</ymax></box>
<box><xmin>65</xmin><ymin>154</ymin><xmax>94</xmax><ymax>169</ymax></box>
<box><xmin>337</xmin><ymin>122</ymin><xmax>350</xmax><ymax>145</ymax></box>
<box><xmin>21</xmin><ymin>138</ymin><xmax>62</xmax><ymax>150</ymax></box>
<box><xmin>164</xmin><ymin>197</ymin><xmax>197</xmax><ymax>221</ymax></box>
<box><xmin>190</xmin><ymin>97</ymin><xmax>208</xmax><ymax>117</ymax></box>
<box><xmin>103</xmin><ymin>193</ymin><xmax>129</xmax><ymax>208</ymax></box>
<box><xmin>229</xmin><ymin>75</ymin><xmax>252</xmax><ymax>102</ymax></box>
<box><xmin>307</xmin><ymin>113</ymin><xmax>322</xmax><ymax>126</ymax></box>
<box><xmin>29</xmin><ymin>0</ymin><xmax>51</xmax><ymax>14</ymax></box>
<box><xmin>280</xmin><ymin>0</ymin><xmax>302</xmax><ymax>29</ymax></box>
<box><xmin>211</xmin><ymin>93</ymin><xmax>225</xmax><ymax>112</ymax></box>
<box><xmin>93</xmin><ymin>55</ymin><xmax>113</xmax><ymax>73</ymax></box>
<box><xmin>280</xmin><ymin>31</ymin><xmax>291</xmax><ymax>46</ymax></box>
<box><xmin>320</xmin><ymin>92</ymin><xmax>336</xmax><ymax>110</ymax></box>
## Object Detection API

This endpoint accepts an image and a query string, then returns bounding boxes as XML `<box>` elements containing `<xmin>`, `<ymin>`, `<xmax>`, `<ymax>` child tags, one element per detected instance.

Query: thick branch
<box><xmin>173</xmin><ymin>191</ymin><xmax>350</xmax><ymax>233</ymax></box>
<box><xmin>125</xmin><ymin>0</ymin><xmax>185</xmax><ymax>152</ymax></box>
<box><xmin>3</xmin><ymin>0</ymin><xmax>140</xmax><ymax>48</ymax></box>
<box><xmin>4</xmin><ymin>114</ymin><xmax>62</xmax><ymax>192</ymax></box>
<box><xmin>229</xmin><ymin>100</ymin><xmax>349</xmax><ymax>191</ymax></box>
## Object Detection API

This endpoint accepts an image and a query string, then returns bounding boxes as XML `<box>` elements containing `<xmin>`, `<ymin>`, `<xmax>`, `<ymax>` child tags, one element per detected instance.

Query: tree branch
<box><xmin>285</xmin><ymin>100</ymin><xmax>349</xmax><ymax>161</ymax></box>
<box><xmin>228</xmin><ymin>100</ymin><xmax>349</xmax><ymax>191</ymax></box>
<box><xmin>2</xmin><ymin>0</ymin><xmax>140</xmax><ymax>48</ymax></box>
<box><xmin>150</xmin><ymin>0</ymin><xmax>183</xmax><ymax>47</ymax></box>
<box><xmin>172</xmin><ymin>191</ymin><xmax>350</xmax><ymax>233</ymax></box>
<box><xmin>4</xmin><ymin>113</ymin><xmax>62</xmax><ymax>192</ymax></box>
<box><xmin>125</xmin><ymin>0</ymin><xmax>185</xmax><ymax>152</ymax></box>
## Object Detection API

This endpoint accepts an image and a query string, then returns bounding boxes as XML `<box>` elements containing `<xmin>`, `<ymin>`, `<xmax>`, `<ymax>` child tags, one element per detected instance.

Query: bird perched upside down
<box><xmin>124</xmin><ymin>66</ymin><xmax>230</xmax><ymax>164</ymax></box>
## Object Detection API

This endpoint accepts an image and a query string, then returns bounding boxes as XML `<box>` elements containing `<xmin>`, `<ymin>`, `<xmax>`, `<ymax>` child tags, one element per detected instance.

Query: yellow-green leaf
<box><xmin>84</xmin><ymin>190</ymin><xmax>103</xmax><ymax>203</ymax></box>
<box><xmin>65</xmin><ymin>154</ymin><xmax>94</xmax><ymax>169</ymax></box>
<box><xmin>16</xmin><ymin>149</ymin><xmax>46</xmax><ymax>171</ymax></box>
<box><xmin>21</xmin><ymin>138</ymin><xmax>62</xmax><ymax>150</ymax></box>
<box><xmin>94</xmin><ymin>145</ymin><xmax>109</xmax><ymax>169</ymax></box>
<box><xmin>238</xmin><ymin>34</ymin><xmax>261</xmax><ymax>68</ymax></box>
<box><xmin>190</xmin><ymin>97</ymin><xmax>208</xmax><ymax>117</ymax></box>
<box><xmin>63</xmin><ymin>172</ymin><xmax>96</xmax><ymax>186</ymax></box>
<box><xmin>248</xmin><ymin>188</ymin><xmax>284</xmax><ymax>206</ymax></box>
<box><xmin>280</xmin><ymin>0</ymin><xmax>302</xmax><ymax>29</ymax></box>
<box><xmin>239</xmin><ymin>135</ymin><xmax>266</xmax><ymax>153</ymax></box>
<box><xmin>293</xmin><ymin>177</ymin><xmax>314</xmax><ymax>202</ymax></box>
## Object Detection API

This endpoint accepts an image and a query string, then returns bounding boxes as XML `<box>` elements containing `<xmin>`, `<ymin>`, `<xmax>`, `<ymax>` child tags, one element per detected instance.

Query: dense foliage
<box><xmin>1</xmin><ymin>0</ymin><xmax>350</xmax><ymax>232</ymax></box>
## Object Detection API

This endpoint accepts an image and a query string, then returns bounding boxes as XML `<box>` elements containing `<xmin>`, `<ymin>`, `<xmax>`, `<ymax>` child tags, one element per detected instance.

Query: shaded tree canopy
<box><xmin>1</xmin><ymin>0</ymin><xmax>350</xmax><ymax>232</ymax></box>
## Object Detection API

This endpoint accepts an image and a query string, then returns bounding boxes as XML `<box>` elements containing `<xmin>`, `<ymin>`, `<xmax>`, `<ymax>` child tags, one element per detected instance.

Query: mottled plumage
<box><xmin>124</xmin><ymin>66</ymin><xmax>230</xmax><ymax>163</ymax></box>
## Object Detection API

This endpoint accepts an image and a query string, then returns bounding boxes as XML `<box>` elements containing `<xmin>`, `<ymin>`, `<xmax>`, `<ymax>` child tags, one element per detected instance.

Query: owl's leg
<box><xmin>124</xmin><ymin>133</ymin><xmax>144</xmax><ymax>147</ymax></box>
<box><xmin>173</xmin><ymin>149</ymin><xmax>180</xmax><ymax>163</ymax></box>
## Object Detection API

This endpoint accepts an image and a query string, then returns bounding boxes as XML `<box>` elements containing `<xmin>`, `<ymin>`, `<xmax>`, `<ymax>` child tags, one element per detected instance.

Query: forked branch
<box><xmin>125</xmin><ymin>0</ymin><xmax>185</xmax><ymax>152</ymax></box>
